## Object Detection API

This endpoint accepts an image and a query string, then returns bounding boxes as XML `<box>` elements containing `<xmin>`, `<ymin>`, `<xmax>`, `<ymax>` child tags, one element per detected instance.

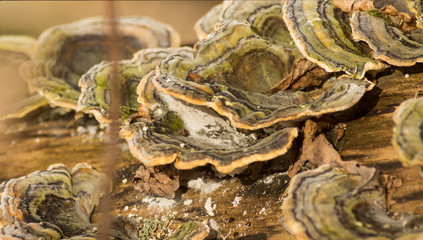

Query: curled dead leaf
<box><xmin>133</xmin><ymin>165</ymin><xmax>180</xmax><ymax>198</ymax></box>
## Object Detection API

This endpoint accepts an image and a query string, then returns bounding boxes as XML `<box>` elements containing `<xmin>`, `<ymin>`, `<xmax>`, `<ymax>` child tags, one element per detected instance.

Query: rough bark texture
<box><xmin>336</xmin><ymin>67</ymin><xmax>423</xmax><ymax>215</ymax></box>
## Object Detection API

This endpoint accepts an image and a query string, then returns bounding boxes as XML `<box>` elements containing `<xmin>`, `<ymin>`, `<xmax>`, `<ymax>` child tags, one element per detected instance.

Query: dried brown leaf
<box><xmin>132</xmin><ymin>105</ymin><xmax>152</xmax><ymax>122</ymax></box>
<box><xmin>380</xmin><ymin>5</ymin><xmax>417</xmax><ymax>31</ymax></box>
<box><xmin>333</xmin><ymin>0</ymin><xmax>417</xmax><ymax>31</ymax></box>
<box><xmin>288</xmin><ymin>119</ymin><xmax>343</xmax><ymax>177</ymax></box>
<box><xmin>133</xmin><ymin>165</ymin><xmax>180</xmax><ymax>198</ymax></box>
<box><xmin>333</xmin><ymin>0</ymin><xmax>374</xmax><ymax>13</ymax></box>
<box><xmin>380</xmin><ymin>174</ymin><xmax>403</xmax><ymax>208</ymax></box>
<box><xmin>264</xmin><ymin>58</ymin><xmax>330</xmax><ymax>94</ymax></box>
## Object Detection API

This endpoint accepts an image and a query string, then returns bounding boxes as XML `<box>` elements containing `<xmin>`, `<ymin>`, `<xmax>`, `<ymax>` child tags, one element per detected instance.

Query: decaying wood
<box><xmin>0</xmin><ymin>67</ymin><xmax>423</xmax><ymax>238</ymax></box>
<box><xmin>336</xmin><ymin>67</ymin><xmax>423</xmax><ymax>215</ymax></box>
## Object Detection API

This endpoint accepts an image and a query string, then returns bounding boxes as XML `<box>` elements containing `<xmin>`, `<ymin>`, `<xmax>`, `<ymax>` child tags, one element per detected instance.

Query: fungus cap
<box><xmin>26</xmin><ymin>16</ymin><xmax>180</xmax><ymax>110</ymax></box>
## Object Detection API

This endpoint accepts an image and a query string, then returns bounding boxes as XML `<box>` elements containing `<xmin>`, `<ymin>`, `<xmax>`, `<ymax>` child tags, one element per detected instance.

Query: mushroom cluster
<box><xmin>2</xmin><ymin>0</ymin><xmax>421</xmax><ymax>175</ymax></box>
<box><xmin>1</xmin><ymin>16</ymin><xmax>180</xmax><ymax>121</ymax></box>
<box><xmin>2</xmin><ymin>0</ymin><xmax>423</xmax><ymax>239</ymax></box>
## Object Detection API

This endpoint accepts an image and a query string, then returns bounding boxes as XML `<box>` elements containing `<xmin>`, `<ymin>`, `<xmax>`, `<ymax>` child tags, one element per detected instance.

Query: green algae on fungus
<box><xmin>78</xmin><ymin>47</ymin><xmax>192</xmax><ymax>125</ymax></box>
<box><xmin>351</xmin><ymin>10</ymin><xmax>423</xmax><ymax>66</ymax></box>
<box><xmin>120</xmin><ymin>74</ymin><xmax>298</xmax><ymax>174</ymax></box>
<box><xmin>393</xmin><ymin>97</ymin><xmax>423</xmax><ymax>167</ymax></box>
<box><xmin>25</xmin><ymin>16</ymin><xmax>180</xmax><ymax>110</ymax></box>
<box><xmin>283</xmin><ymin>0</ymin><xmax>386</xmax><ymax>78</ymax></box>
<box><xmin>283</xmin><ymin>163</ymin><xmax>423</xmax><ymax>240</ymax></box>
<box><xmin>163</xmin><ymin>221</ymin><xmax>212</xmax><ymax>240</ymax></box>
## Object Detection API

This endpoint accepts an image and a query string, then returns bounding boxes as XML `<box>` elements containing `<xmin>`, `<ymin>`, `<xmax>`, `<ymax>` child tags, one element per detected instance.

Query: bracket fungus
<box><xmin>351</xmin><ymin>10</ymin><xmax>423</xmax><ymax>66</ymax></box>
<box><xmin>333</xmin><ymin>0</ymin><xmax>413</xmax><ymax>15</ymax></box>
<box><xmin>78</xmin><ymin>47</ymin><xmax>192</xmax><ymax>125</ymax></box>
<box><xmin>152</xmin><ymin>21</ymin><xmax>375</xmax><ymax>130</ymax></box>
<box><xmin>121</xmin><ymin>73</ymin><xmax>299</xmax><ymax>174</ymax></box>
<box><xmin>0</xmin><ymin>36</ymin><xmax>48</xmax><ymax>120</ymax></box>
<box><xmin>393</xmin><ymin>97</ymin><xmax>423</xmax><ymax>168</ymax></box>
<box><xmin>195</xmin><ymin>0</ymin><xmax>295</xmax><ymax>49</ymax></box>
<box><xmin>0</xmin><ymin>35</ymin><xmax>35</xmax><ymax>56</ymax></box>
<box><xmin>194</xmin><ymin>3</ymin><xmax>223</xmax><ymax>40</ymax></box>
<box><xmin>283</xmin><ymin>0</ymin><xmax>386</xmax><ymax>78</ymax></box>
<box><xmin>0</xmin><ymin>163</ymin><xmax>111</xmax><ymax>239</ymax></box>
<box><xmin>24</xmin><ymin>16</ymin><xmax>180</xmax><ymax>110</ymax></box>
<box><xmin>283</xmin><ymin>163</ymin><xmax>423</xmax><ymax>240</ymax></box>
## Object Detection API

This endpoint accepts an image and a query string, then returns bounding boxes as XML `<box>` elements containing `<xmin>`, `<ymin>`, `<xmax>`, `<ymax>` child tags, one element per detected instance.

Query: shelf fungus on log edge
<box><xmin>121</xmin><ymin>70</ymin><xmax>299</xmax><ymax>174</ymax></box>
<box><xmin>283</xmin><ymin>0</ymin><xmax>386</xmax><ymax>79</ymax></box>
<box><xmin>194</xmin><ymin>3</ymin><xmax>223</xmax><ymax>40</ymax></box>
<box><xmin>195</xmin><ymin>0</ymin><xmax>296</xmax><ymax>50</ymax></box>
<box><xmin>152</xmin><ymin>21</ymin><xmax>375</xmax><ymax>130</ymax></box>
<box><xmin>0</xmin><ymin>36</ymin><xmax>48</xmax><ymax>120</ymax></box>
<box><xmin>393</xmin><ymin>97</ymin><xmax>423</xmax><ymax>169</ymax></box>
<box><xmin>0</xmin><ymin>163</ymin><xmax>139</xmax><ymax>239</ymax></box>
<box><xmin>117</xmin><ymin>20</ymin><xmax>376</xmax><ymax>174</ymax></box>
<box><xmin>283</xmin><ymin>163</ymin><xmax>423</xmax><ymax>240</ymax></box>
<box><xmin>351</xmin><ymin>10</ymin><xmax>423</xmax><ymax>66</ymax></box>
<box><xmin>22</xmin><ymin>16</ymin><xmax>180</xmax><ymax>111</ymax></box>
<box><xmin>77</xmin><ymin>47</ymin><xmax>192</xmax><ymax>125</ymax></box>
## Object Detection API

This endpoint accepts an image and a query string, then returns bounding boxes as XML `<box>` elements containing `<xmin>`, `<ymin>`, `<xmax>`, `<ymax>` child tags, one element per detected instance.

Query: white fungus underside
<box><xmin>160</xmin><ymin>93</ymin><xmax>256</xmax><ymax>149</ymax></box>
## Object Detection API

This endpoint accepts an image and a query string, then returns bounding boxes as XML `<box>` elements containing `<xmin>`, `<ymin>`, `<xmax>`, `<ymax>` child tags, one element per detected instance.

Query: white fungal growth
<box><xmin>232</xmin><ymin>196</ymin><xmax>242</xmax><ymax>207</ymax></box>
<box><xmin>160</xmin><ymin>93</ymin><xmax>256</xmax><ymax>149</ymax></box>
<box><xmin>187</xmin><ymin>178</ymin><xmax>222</xmax><ymax>194</ymax></box>
<box><xmin>205</xmin><ymin>197</ymin><xmax>216</xmax><ymax>216</ymax></box>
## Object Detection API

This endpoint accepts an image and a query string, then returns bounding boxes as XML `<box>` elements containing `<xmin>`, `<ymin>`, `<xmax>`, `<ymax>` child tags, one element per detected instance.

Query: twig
<box><xmin>97</xmin><ymin>1</ymin><xmax>121</xmax><ymax>239</ymax></box>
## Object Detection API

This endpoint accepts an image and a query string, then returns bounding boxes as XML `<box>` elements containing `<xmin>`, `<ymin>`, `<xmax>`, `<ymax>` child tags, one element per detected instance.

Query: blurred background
<box><xmin>0</xmin><ymin>1</ymin><xmax>221</xmax><ymax>45</ymax></box>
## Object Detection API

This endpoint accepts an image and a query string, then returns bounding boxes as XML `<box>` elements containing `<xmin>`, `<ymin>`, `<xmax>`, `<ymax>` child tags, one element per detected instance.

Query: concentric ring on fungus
<box><xmin>25</xmin><ymin>16</ymin><xmax>180</xmax><ymax>110</ymax></box>
<box><xmin>153</xmin><ymin>20</ymin><xmax>375</xmax><ymax>130</ymax></box>
<box><xmin>120</xmin><ymin>72</ymin><xmax>299</xmax><ymax>174</ymax></box>
<box><xmin>194</xmin><ymin>3</ymin><xmax>223</xmax><ymax>40</ymax></box>
<box><xmin>283</xmin><ymin>0</ymin><xmax>386</xmax><ymax>78</ymax></box>
<box><xmin>78</xmin><ymin>47</ymin><xmax>192</xmax><ymax>125</ymax></box>
<box><xmin>393</xmin><ymin>97</ymin><xmax>423</xmax><ymax>167</ymax></box>
<box><xmin>351</xmin><ymin>10</ymin><xmax>423</xmax><ymax>66</ymax></box>
<box><xmin>0</xmin><ymin>163</ymin><xmax>111</xmax><ymax>239</ymax></box>
<box><xmin>195</xmin><ymin>0</ymin><xmax>295</xmax><ymax>50</ymax></box>
<box><xmin>283</xmin><ymin>163</ymin><xmax>423</xmax><ymax>239</ymax></box>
